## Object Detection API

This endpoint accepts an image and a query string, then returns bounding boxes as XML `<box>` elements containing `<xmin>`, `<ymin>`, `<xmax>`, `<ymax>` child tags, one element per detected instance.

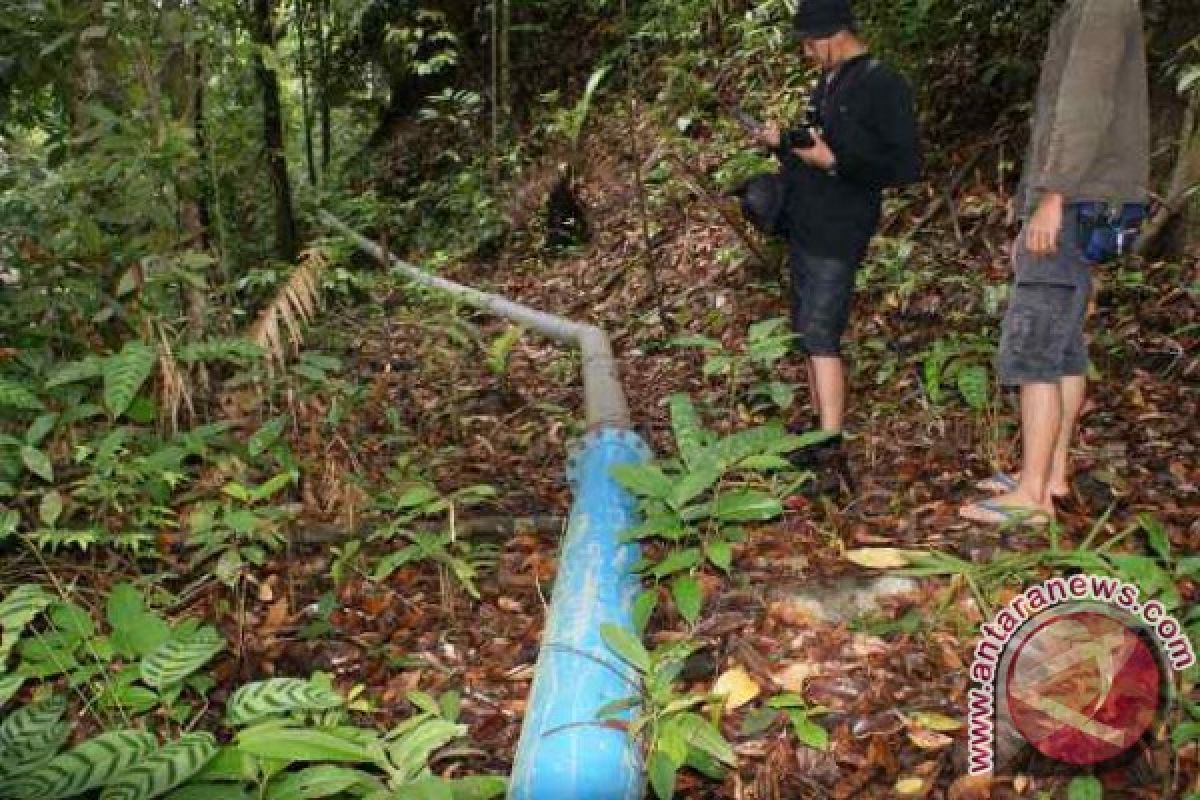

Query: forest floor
<box><xmin>182</xmin><ymin>119</ymin><xmax>1196</xmax><ymax>798</ymax></box>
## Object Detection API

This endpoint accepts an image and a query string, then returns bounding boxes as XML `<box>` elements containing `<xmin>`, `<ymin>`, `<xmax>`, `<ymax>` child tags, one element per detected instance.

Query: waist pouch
<box><xmin>1072</xmin><ymin>202</ymin><xmax>1149</xmax><ymax>264</ymax></box>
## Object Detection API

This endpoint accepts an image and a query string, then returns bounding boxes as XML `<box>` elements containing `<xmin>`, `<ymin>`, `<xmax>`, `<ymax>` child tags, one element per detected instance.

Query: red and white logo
<box><xmin>1004</xmin><ymin>609</ymin><xmax>1162</xmax><ymax>766</ymax></box>
<box><xmin>966</xmin><ymin>578</ymin><xmax>1193</xmax><ymax>777</ymax></box>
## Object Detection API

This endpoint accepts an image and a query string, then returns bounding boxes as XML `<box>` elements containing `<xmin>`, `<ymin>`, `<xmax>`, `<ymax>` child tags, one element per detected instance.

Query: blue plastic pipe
<box><xmin>509</xmin><ymin>428</ymin><xmax>649</xmax><ymax>800</ymax></box>
<box><xmin>318</xmin><ymin>211</ymin><xmax>649</xmax><ymax>799</ymax></box>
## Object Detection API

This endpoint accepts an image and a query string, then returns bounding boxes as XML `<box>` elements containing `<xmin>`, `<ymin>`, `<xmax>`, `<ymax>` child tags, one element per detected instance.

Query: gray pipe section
<box><xmin>318</xmin><ymin>210</ymin><xmax>630</xmax><ymax>430</ymax></box>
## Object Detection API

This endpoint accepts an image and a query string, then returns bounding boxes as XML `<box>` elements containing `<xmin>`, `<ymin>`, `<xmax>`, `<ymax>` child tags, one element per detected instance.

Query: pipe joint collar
<box><xmin>566</xmin><ymin>428</ymin><xmax>652</xmax><ymax>488</ymax></box>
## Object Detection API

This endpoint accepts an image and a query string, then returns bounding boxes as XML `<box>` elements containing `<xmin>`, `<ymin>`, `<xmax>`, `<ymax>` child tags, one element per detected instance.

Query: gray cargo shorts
<box><xmin>996</xmin><ymin>209</ymin><xmax>1092</xmax><ymax>386</ymax></box>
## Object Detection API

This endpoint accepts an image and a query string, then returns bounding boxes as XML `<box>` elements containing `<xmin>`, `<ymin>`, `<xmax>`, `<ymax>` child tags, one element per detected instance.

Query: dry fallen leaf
<box><xmin>768</xmin><ymin>597</ymin><xmax>827</xmax><ymax>626</ymax></box>
<box><xmin>712</xmin><ymin>666</ymin><xmax>761</xmax><ymax>711</ymax></box>
<box><xmin>947</xmin><ymin>773</ymin><xmax>993</xmax><ymax>800</ymax></box>
<box><xmin>907</xmin><ymin>727</ymin><xmax>954</xmax><ymax>749</ymax></box>
<box><xmin>843</xmin><ymin>548</ymin><xmax>913</xmax><ymax>569</ymax></box>
<box><xmin>772</xmin><ymin>661</ymin><xmax>821</xmax><ymax>693</ymax></box>
<box><xmin>849</xmin><ymin>633</ymin><xmax>889</xmax><ymax>658</ymax></box>
<box><xmin>894</xmin><ymin>776</ymin><xmax>928</xmax><ymax>796</ymax></box>
<box><xmin>909</xmin><ymin>711</ymin><xmax>964</xmax><ymax>732</ymax></box>
<box><xmin>263</xmin><ymin>598</ymin><xmax>290</xmax><ymax>632</ymax></box>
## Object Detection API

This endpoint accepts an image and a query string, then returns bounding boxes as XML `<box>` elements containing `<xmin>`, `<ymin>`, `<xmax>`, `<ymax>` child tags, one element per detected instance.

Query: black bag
<box><xmin>730</xmin><ymin>172</ymin><xmax>790</xmax><ymax>238</ymax></box>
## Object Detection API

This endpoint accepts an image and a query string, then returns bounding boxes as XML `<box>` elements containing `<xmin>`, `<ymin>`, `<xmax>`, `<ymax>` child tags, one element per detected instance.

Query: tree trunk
<box><xmin>1136</xmin><ymin>89</ymin><xmax>1200</xmax><ymax>257</ymax></box>
<box><xmin>490</xmin><ymin>0</ymin><xmax>499</xmax><ymax>180</ymax></box>
<box><xmin>500</xmin><ymin>0</ymin><xmax>510</xmax><ymax>137</ymax></box>
<box><xmin>295</xmin><ymin>0</ymin><xmax>318</xmax><ymax>186</ymax></box>
<box><xmin>162</xmin><ymin>0</ymin><xmax>213</xmax><ymax>401</ymax></box>
<box><xmin>316</xmin><ymin>0</ymin><xmax>332</xmax><ymax>171</ymax></box>
<box><xmin>68</xmin><ymin>0</ymin><xmax>113</xmax><ymax>153</ymax></box>
<box><xmin>193</xmin><ymin>55</ymin><xmax>214</xmax><ymax>246</ymax></box>
<box><xmin>251</xmin><ymin>0</ymin><xmax>299</xmax><ymax>262</ymax></box>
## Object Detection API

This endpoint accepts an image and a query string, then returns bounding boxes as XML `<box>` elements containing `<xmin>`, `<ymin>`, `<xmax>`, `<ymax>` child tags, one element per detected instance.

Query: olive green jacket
<box><xmin>1018</xmin><ymin>0</ymin><xmax>1150</xmax><ymax>214</ymax></box>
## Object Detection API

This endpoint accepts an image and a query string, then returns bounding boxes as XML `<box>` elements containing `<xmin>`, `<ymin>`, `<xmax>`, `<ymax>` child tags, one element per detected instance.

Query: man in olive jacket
<box><xmin>962</xmin><ymin>0</ymin><xmax>1149</xmax><ymax>525</ymax></box>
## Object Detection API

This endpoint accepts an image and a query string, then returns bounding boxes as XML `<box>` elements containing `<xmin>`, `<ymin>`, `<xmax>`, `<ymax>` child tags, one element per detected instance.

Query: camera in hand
<box><xmin>782</xmin><ymin>102</ymin><xmax>821</xmax><ymax>151</ymax></box>
<box><xmin>783</xmin><ymin>127</ymin><xmax>815</xmax><ymax>150</ymax></box>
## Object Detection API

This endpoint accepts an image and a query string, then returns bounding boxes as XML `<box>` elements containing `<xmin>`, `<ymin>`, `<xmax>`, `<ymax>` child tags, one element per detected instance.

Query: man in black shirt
<box><xmin>753</xmin><ymin>0</ymin><xmax>921</xmax><ymax>489</ymax></box>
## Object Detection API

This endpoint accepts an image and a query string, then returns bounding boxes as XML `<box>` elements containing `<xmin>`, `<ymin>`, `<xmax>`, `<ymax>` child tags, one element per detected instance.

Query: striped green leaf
<box><xmin>20</xmin><ymin>446</ymin><xmax>54</xmax><ymax>482</ymax></box>
<box><xmin>0</xmin><ymin>718</ymin><xmax>70</xmax><ymax>778</ymax></box>
<box><xmin>0</xmin><ymin>697</ymin><xmax>70</xmax><ymax>778</ymax></box>
<box><xmin>140</xmin><ymin>628</ymin><xmax>223</xmax><ymax>689</ymax></box>
<box><xmin>176</xmin><ymin>337</ymin><xmax>264</xmax><ymax>365</ymax></box>
<box><xmin>225</xmin><ymin>679</ymin><xmax>344</xmax><ymax>726</ymax></box>
<box><xmin>957</xmin><ymin>365</ymin><xmax>990</xmax><ymax>411</ymax></box>
<box><xmin>668</xmin><ymin>393</ymin><xmax>709</xmax><ymax>469</ymax></box>
<box><xmin>0</xmin><ymin>695</ymin><xmax>67</xmax><ymax>756</ymax></box>
<box><xmin>23</xmin><ymin>413</ymin><xmax>58</xmax><ymax>447</ymax></box>
<box><xmin>447</xmin><ymin>776</ymin><xmax>507</xmax><ymax>800</ymax></box>
<box><xmin>103</xmin><ymin>343</ymin><xmax>157</xmax><ymax>419</ymax></box>
<box><xmin>99</xmin><ymin>733</ymin><xmax>217</xmax><ymax>800</ymax></box>
<box><xmin>7</xmin><ymin>730</ymin><xmax>158</xmax><ymax>799</ymax></box>
<box><xmin>0</xmin><ymin>585</ymin><xmax>54</xmax><ymax>663</ymax></box>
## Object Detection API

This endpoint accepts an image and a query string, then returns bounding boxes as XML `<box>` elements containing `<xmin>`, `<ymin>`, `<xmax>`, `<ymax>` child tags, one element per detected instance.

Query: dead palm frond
<box><xmin>248</xmin><ymin>247</ymin><xmax>329</xmax><ymax>376</ymax></box>
<box><xmin>154</xmin><ymin>318</ymin><xmax>194</xmax><ymax>434</ymax></box>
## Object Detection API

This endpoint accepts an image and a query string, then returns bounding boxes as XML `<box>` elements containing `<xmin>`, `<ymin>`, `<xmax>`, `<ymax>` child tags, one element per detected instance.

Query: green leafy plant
<box><xmin>612</xmin><ymin>394</ymin><xmax>822</xmax><ymax>626</ymax></box>
<box><xmin>598</xmin><ymin>625</ymin><xmax>736</xmax><ymax>799</ymax></box>
<box><xmin>486</xmin><ymin>324</ymin><xmax>524</xmax><ymax>386</ymax></box>
<box><xmin>673</xmin><ymin>317</ymin><xmax>799</xmax><ymax>416</ymax></box>
<box><xmin>766</xmin><ymin>693</ymin><xmax>830</xmax><ymax>750</ymax></box>
<box><xmin>738</xmin><ymin>687</ymin><xmax>831</xmax><ymax>752</ymax></box>
<box><xmin>0</xmin><ymin>579</ymin><xmax>506</xmax><ymax>799</ymax></box>
<box><xmin>916</xmin><ymin>334</ymin><xmax>995</xmax><ymax>411</ymax></box>
<box><xmin>384</xmin><ymin>9</ymin><xmax>460</xmax><ymax>78</ymax></box>
<box><xmin>372</xmin><ymin>530</ymin><xmax>497</xmax><ymax>601</ymax></box>
<box><xmin>548</xmin><ymin>65</ymin><xmax>611</xmax><ymax>152</ymax></box>
<box><xmin>1172</xmin><ymin>696</ymin><xmax>1200</xmax><ymax>754</ymax></box>
<box><xmin>218</xmin><ymin>684</ymin><xmax>503</xmax><ymax>800</ymax></box>
<box><xmin>369</xmin><ymin>479</ymin><xmax>498</xmax><ymax>600</ymax></box>
<box><xmin>186</xmin><ymin>472</ymin><xmax>298</xmax><ymax>589</ymax></box>
<box><xmin>1066</xmin><ymin>775</ymin><xmax>1104</xmax><ymax>800</ymax></box>
<box><xmin>1</xmin><ymin>583</ymin><xmax>222</xmax><ymax>724</ymax></box>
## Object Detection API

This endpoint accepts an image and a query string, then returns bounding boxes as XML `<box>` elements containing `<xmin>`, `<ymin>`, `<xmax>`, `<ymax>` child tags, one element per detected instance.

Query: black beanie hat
<box><xmin>793</xmin><ymin>0</ymin><xmax>857</xmax><ymax>40</ymax></box>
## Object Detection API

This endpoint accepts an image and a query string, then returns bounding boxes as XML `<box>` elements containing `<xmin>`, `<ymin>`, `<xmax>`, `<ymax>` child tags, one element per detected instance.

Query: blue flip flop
<box><xmin>959</xmin><ymin>499</ymin><xmax>1052</xmax><ymax>528</ymax></box>
<box><xmin>974</xmin><ymin>472</ymin><xmax>1069</xmax><ymax>500</ymax></box>
<box><xmin>974</xmin><ymin>472</ymin><xmax>1018</xmax><ymax>493</ymax></box>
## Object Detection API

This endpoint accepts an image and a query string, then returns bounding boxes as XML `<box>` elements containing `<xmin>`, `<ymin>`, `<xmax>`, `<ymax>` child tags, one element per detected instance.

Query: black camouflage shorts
<box><xmin>996</xmin><ymin>209</ymin><xmax>1092</xmax><ymax>386</ymax></box>
<box><xmin>788</xmin><ymin>246</ymin><xmax>857</xmax><ymax>357</ymax></box>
